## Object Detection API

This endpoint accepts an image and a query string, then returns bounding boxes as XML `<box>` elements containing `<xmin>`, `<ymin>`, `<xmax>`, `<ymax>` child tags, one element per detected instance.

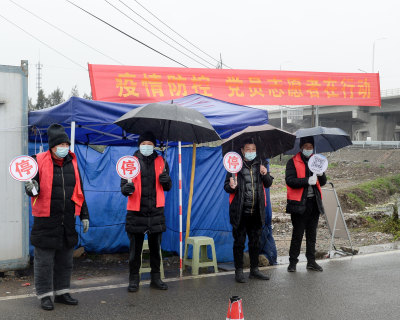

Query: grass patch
<box><xmin>338</xmin><ymin>174</ymin><xmax>400</xmax><ymax>211</ymax></box>
<box><xmin>363</xmin><ymin>213</ymin><xmax>400</xmax><ymax>240</ymax></box>
<box><xmin>328</xmin><ymin>162</ymin><xmax>338</xmax><ymax>168</ymax></box>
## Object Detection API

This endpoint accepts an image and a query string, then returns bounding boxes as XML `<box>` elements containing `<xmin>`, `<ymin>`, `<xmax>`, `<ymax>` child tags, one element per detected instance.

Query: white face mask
<box><xmin>55</xmin><ymin>146</ymin><xmax>69</xmax><ymax>158</ymax></box>
<box><xmin>140</xmin><ymin>145</ymin><xmax>154</xmax><ymax>157</ymax></box>
<box><xmin>302</xmin><ymin>149</ymin><xmax>313</xmax><ymax>158</ymax></box>
<box><xmin>244</xmin><ymin>152</ymin><xmax>257</xmax><ymax>161</ymax></box>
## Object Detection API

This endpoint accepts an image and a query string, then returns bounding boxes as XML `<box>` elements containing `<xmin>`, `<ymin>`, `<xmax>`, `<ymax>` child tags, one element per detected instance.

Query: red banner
<box><xmin>88</xmin><ymin>64</ymin><xmax>381</xmax><ymax>107</ymax></box>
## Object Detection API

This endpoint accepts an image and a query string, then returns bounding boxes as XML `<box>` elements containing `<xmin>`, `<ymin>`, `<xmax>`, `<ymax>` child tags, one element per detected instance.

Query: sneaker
<box><xmin>235</xmin><ymin>268</ymin><xmax>246</xmax><ymax>283</ymax></box>
<box><xmin>306</xmin><ymin>261</ymin><xmax>323</xmax><ymax>272</ymax></box>
<box><xmin>287</xmin><ymin>263</ymin><xmax>297</xmax><ymax>272</ymax></box>
<box><xmin>249</xmin><ymin>268</ymin><xmax>270</xmax><ymax>280</ymax></box>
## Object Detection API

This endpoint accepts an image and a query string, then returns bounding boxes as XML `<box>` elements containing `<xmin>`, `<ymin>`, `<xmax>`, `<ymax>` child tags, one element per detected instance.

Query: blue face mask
<box><xmin>244</xmin><ymin>152</ymin><xmax>257</xmax><ymax>161</ymax></box>
<box><xmin>302</xmin><ymin>149</ymin><xmax>313</xmax><ymax>158</ymax></box>
<box><xmin>55</xmin><ymin>146</ymin><xmax>69</xmax><ymax>158</ymax></box>
<box><xmin>140</xmin><ymin>145</ymin><xmax>154</xmax><ymax>157</ymax></box>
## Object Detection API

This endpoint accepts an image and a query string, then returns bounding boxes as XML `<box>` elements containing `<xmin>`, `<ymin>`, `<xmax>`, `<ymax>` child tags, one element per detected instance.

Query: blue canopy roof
<box><xmin>28</xmin><ymin>94</ymin><xmax>268</xmax><ymax>145</ymax></box>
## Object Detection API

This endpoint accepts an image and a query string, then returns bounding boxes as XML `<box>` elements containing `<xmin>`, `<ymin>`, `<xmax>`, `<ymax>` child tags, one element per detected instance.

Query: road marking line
<box><xmin>1</xmin><ymin>249</ymin><xmax>398</xmax><ymax>301</ymax></box>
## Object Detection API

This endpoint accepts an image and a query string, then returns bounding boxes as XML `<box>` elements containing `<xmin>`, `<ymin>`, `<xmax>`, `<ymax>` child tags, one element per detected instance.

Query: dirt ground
<box><xmin>2</xmin><ymin>148</ymin><xmax>400</xmax><ymax>294</ymax></box>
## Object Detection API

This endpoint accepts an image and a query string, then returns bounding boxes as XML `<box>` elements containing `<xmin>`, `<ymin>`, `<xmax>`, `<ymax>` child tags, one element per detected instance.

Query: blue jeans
<box><xmin>34</xmin><ymin>246</ymin><xmax>74</xmax><ymax>299</ymax></box>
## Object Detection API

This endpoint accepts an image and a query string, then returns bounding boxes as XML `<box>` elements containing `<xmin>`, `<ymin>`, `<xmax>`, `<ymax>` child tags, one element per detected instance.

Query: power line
<box><xmin>10</xmin><ymin>0</ymin><xmax>124</xmax><ymax>65</ymax></box>
<box><xmin>0</xmin><ymin>13</ymin><xmax>87</xmax><ymax>70</ymax></box>
<box><xmin>104</xmin><ymin>0</ymin><xmax>211</xmax><ymax>68</ymax></box>
<box><xmin>132</xmin><ymin>0</ymin><xmax>232</xmax><ymax>69</ymax></box>
<box><xmin>65</xmin><ymin>0</ymin><xmax>188</xmax><ymax>68</ymax></box>
<box><xmin>116</xmin><ymin>0</ymin><xmax>216</xmax><ymax>68</ymax></box>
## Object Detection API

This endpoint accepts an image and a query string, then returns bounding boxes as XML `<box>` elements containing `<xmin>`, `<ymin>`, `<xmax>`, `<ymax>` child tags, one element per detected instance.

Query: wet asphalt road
<box><xmin>0</xmin><ymin>250</ymin><xmax>399</xmax><ymax>320</ymax></box>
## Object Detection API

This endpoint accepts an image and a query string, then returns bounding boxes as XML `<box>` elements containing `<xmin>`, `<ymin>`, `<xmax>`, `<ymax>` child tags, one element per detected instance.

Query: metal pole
<box><xmin>71</xmin><ymin>121</ymin><xmax>76</xmax><ymax>153</ymax></box>
<box><xmin>311</xmin><ymin>106</ymin><xmax>315</xmax><ymax>127</ymax></box>
<box><xmin>315</xmin><ymin>106</ymin><xmax>319</xmax><ymax>127</ymax></box>
<box><xmin>280</xmin><ymin>107</ymin><xmax>283</xmax><ymax>129</ymax></box>
<box><xmin>178</xmin><ymin>141</ymin><xmax>183</xmax><ymax>277</ymax></box>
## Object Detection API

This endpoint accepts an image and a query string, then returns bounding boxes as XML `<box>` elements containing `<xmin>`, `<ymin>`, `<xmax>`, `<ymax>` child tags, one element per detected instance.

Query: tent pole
<box><xmin>178</xmin><ymin>141</ymin><xmax>183</xmax><ymax>278</ymax></box>
<box><xmin>71</xmin><ymin>121</ymin><xmax>76</xmax><ymax>153</ymax></box>
<box><xmin>185</xmin><ymin>144</ymin><xmax>196</xmax><ymax>242</ymax></box>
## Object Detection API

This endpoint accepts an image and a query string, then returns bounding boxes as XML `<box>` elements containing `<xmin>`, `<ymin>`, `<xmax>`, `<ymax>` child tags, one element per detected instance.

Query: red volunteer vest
<box><xmin>229</xmin><ymin>173</ymin><xmax>267</xmax><ymax>206</ymax></box>
<box><xmin>286</xmin><ymin>152</ymin><xmax>322</xmax><ymax>201</ymax></box>
<box><xmin>127</xmin><ymin>156</ymin><xmax>165</xmax><ymax>211</ymax></box>
<box><xmin>32</xmin><ymin>150</ymin><xmax>85</xmax><ymax>217</ymax></box>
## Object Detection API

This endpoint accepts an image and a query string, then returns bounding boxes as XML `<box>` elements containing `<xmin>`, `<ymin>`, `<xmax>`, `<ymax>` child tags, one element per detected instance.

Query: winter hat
<box><xmin>299</xmin><ymin>136</ymin><xmax>314</xmax><ymax>148</ymax></box>
<box><xmin>138</xmin><ymin>132</ymin><xmax>157</xmax><ymax>146</ymax></box>
<box><xmin>47</xmin><ymin>124</ymin><xmax>70</xmax><ymax>149</ymax></box>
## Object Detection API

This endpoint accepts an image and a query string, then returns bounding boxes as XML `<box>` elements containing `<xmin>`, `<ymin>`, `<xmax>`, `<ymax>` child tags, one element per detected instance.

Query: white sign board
<box><xmin>223</xmin><ymin>152</ymin><xmax>243</xmax><ymax>173</ymax></box>
<box><xmin>9</xmin><ymin>155</ymin><xmax>38</xmax><ymax>181</ymax></box>
<box><xmin>308</xmin><ymin>154</ymin><xmax>328</xmax><ymax>175</ymax></box>
<box><xmin>116</xmin><ymin>156</ymin><xmax>141</xmax><ymax>180</ymax></box>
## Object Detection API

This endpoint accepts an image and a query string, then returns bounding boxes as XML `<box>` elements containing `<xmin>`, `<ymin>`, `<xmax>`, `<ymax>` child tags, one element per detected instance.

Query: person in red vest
<box><xmin>120</xmin><ymin>132</ymin><xmax>172</xmax><ymax>292</ymax></box>
<box><xmin>24</xmin><ymin>124</ymin><xmax>89</xmax><ymax>311</ymax></box>
<box><xmin>224</xmin><ymin>139</ymin><xmax>274</xmax><ymax>283</ymax></box>
<box><xmin>285</xmin><ymin>136</ymin><xmax>327</xmax><ymax>273</ymax></box>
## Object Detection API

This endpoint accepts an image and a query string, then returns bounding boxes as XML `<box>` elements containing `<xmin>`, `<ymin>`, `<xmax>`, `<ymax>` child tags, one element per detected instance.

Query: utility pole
<box><xmin>36</xmin><ymin>60</ymin><xmax>43</xmax><ymax>94</ymax></box>
<box><xmin>311</xmin><ymin>105</ymin><xmax>315</xmax><ymax>127</ymax></box>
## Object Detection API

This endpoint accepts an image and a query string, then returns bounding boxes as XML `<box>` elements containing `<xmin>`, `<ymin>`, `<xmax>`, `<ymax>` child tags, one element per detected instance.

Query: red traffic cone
<box><xmin>226</xmin><ymin>296</ymin><xmax>244</xmax><ymax>320</ymax></box>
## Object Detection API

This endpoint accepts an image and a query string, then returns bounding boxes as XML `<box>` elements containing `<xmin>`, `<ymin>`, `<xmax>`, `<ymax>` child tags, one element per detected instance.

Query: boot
<box><xmin>234</xmin><ymin>268</ymin><xmax>246</xmax><ymax>283</ymax></box>
<box><xmin>287</xmin><ymin>262</ymin><xmax>297</xmax><ymax>272</ymax></box>
<box><xmin>249</xmin><ymin>268</ymin><xmax>270</xmax><ymax>280</ymax></box>
<box><xmin>40</xmin><ymin>297</ymin><xmax>54</xmax><ymax>311</ymax></box>
<box><xmin>128</xmin><ymin>274</ymin><xmax>140</xmax><ymax>292</ymax></box>
<box><xmin>306</xmin><ymin>260</ymin><xmax>323</xmax><ymax>272</ymax></box>
<box><xmin>150</xmin><ymin>273</ymin><xmax>168</xmax><ymax>290</ymax></box>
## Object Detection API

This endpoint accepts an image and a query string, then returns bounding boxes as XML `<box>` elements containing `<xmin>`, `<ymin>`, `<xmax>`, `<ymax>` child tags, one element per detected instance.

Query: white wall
<box><xmin>0</xmin><ymin>61</ymin><xmax>29</xmax><ymax>271</ymax></box>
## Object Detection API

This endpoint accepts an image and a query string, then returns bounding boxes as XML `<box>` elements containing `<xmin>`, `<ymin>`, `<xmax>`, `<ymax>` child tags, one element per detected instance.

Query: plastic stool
<box><xmin>139</xmin><ymin>240</ymin><xmax>165</xmax><ymax>279</ymax></box>
<box><xmin>183</xmin><ymin>236</ymin><xmax>218</xmax><ymax>276</ymax></box>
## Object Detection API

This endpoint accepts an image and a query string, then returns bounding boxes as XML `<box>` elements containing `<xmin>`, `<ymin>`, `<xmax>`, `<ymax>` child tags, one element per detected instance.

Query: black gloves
<box><xmin>159</xmin><ymin>172</ymin><xmax>171</xmax><ymax>185</ymax></box>
<box><xmin>122</xmin><ymin>182</ymin><xmax>135</xmax><ymax>195</ymax></box>
<box><xmin>25</xmin><ymin>180</ymin><xmax>39</xmax><ymax>196</ymax></box>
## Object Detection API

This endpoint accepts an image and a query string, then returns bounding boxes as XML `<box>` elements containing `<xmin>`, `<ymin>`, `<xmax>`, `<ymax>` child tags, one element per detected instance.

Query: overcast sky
<box><xmin>2</xmin><ymin>0</ymin><xmax>399</xmax><ymax>102</ymax></box>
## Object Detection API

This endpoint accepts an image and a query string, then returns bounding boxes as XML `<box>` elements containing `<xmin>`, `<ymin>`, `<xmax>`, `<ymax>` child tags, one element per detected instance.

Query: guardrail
<box><xmin>381</xmin><ymin>88</ymin><xmax>400</xmax><ymax>97</ymax></box>
<box><xmin>350</xmin><ymin>141</ymin><xmax>400</xmax><ymax>149</ymax></box>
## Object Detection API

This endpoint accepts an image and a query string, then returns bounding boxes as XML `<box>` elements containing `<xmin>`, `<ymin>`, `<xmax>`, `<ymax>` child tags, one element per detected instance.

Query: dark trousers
<box><xmin>289</xmin><ymin>197</ymin><xmax>320</xmax><ymax>264</ymax></box>
<box><xmin>34</xmin><ymin>246</ymin><xmax>74</xmax><ymax>299</ymax></box>
<box><xmin>232</xmin><ymin>213</ymin><xmax>262</xmax><ymax>269</ymax></box>
<box><xmin>128</xmin><ymin>232</ymin><xmax>162</xmax><ymax>278</ymax></box>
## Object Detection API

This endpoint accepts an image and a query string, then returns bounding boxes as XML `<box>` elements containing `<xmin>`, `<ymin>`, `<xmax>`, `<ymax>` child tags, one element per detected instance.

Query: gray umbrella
<box><xmin>286</xmin><ymin>126</ymin><xmax>352</xmax><ymax>154</ymax></box>
<box><xmin>222</xmin><ymin>124</ymin><xmax>296</xmax><ymax>161</ymax></box>
<box><xmin>114</xmin><ymin>103</ymin><xmax>220</xmax><ymax>143</ymax></box>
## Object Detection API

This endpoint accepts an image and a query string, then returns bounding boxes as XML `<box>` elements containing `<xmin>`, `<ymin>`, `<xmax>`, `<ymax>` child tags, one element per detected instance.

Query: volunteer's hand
<box><xmin>159</xmin><ymin>172</ymin><xmax>171</xmax><ymax>184</ymax></box>
<box><xmin>229</xmin><ymin>177</ymin><xmax>237</xmax><ymax>189</ymax></box>
<box><xmin>308</xmin><ymin>174</ymin><xmax>317</xmax><ymax>185</ymax></box>
<box><xmin>82</xmin><ymin>219</ymin><xmax>89</xmax><ymax>233</ymax></box>
<box><xmin>317</xmin><ymin>172</ymin><xmax>324</xmax><ymax>176</ymax></box>
<box><xmin>260</xmin><ymin>165</ymin><xmax>268</xmax><ymax>175</ymax></box>
<box><xmin>25</xmin><ymin>180</ymin><xmax>38</xmax><ymax>195</ymax></box>
<box><xmin>122</xmin><ymin>182</ymin><xmax>135</xmax><ymax>195</ymax></box>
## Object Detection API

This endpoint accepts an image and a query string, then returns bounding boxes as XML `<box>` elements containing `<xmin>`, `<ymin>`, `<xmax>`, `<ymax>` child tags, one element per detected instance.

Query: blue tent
<box><xmin>28</xmin><ymin>94</ymin><xmax>278</xmax><ymax>264</ymax></box>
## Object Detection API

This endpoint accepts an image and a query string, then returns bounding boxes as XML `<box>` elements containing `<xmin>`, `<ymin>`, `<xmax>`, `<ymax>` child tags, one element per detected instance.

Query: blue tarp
<box><xmin>28</xmin><ymin>94</ymin><xmax>278</xmax><ymax>264</ymax></box>
<box><xmin>29</xmin><ymin>94</ymin><xmax>269</xmax><ymax>145</ymax></box>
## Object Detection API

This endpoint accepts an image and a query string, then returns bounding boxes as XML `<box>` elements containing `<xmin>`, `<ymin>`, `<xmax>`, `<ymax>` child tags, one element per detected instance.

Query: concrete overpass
<box><xmin>260</xmin><ymin>88</ymin><xmax>400</xmax><ymax>140</ymax></box>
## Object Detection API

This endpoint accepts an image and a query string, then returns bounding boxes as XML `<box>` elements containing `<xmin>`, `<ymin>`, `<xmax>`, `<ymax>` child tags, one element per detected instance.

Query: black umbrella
<box><xmin>114</xmin><ymin>103</ymin><xmax>220</xmax><ymax>143</ymax></box>
<box><xmin>286</xmin><ymin>126</ymin><xmax>352</xmax><ymax>154</ymax></box>
<box><xmin>222</xmin><ymin>124</ymin><xmax>296</xmax><ymax>161</ymax></box>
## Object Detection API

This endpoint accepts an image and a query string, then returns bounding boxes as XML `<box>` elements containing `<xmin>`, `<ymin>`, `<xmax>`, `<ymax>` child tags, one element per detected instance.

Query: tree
<box><xmin>48</xmin><ymin>88</ymin><xmax>65</xmax><ymax>106</ymax></box>
<box><xmin>82</xmin><ymin>92</ymin><xmax>92</xmax><ymax>100</ymax></box>
<box><xmin>28</xmin><ymin>97</ymin><xmax>35</xmax><ymax>111</ymax></box>
<box><xmin>36</xmin><ymin>89</ymin><xmax>48</xmax><ymax>110</ymax></box>
<box><xmin>70</xmin><ymin>85</ymin><xmax>79</xmax><ymax>98</ymax></box>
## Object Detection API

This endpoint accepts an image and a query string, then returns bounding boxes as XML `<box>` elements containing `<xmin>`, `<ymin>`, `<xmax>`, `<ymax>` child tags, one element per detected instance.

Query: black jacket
<box><xmin>285</xmin><ymin>153</ymin><xmax>327</xmax><ymax>215</ymax></box>
<box><xmin>26</xmin><ymin>153</ymin><xmax>89</xmax><ymax>250</ymax></box>
<box><xmin>121</xmin><ymin>150</ymin><xmax>172</xmax><ymax>234</ymax></box>
<box><xmin>224</xmin><ymin>158</ymin><xmax>273</xmax><ymax>229</ymax></box>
